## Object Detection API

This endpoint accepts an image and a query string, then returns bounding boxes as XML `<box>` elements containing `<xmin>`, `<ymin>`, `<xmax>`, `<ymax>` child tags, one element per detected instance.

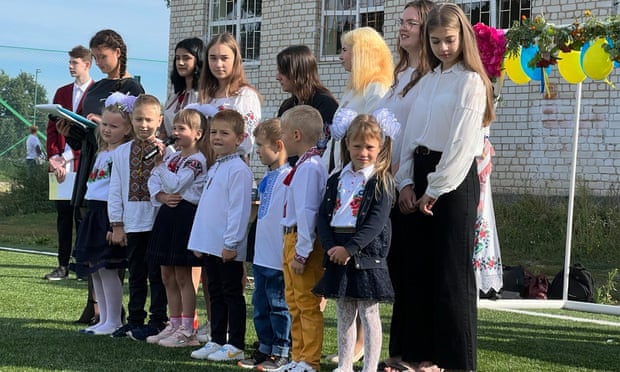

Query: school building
<box><xmin>167</xmin><ymin>0</ymin><xmax>620</xmax><ymax>196</ymax></box>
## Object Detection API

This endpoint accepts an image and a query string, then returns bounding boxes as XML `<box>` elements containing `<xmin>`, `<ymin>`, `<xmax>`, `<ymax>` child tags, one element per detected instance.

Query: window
<box><xmin>453</xmin><ymin>0</ymin><xmax>530</xmax><ymax>29</ymax></box>
<box><xmin>209</xmin><ymin>0</ymin><xmax>261</xmax><ymax>63</ymax></box>
<box><xmin>321</xmin><ymin>0</ymin><xmax>385</xmax><ymax>57</ymax></box>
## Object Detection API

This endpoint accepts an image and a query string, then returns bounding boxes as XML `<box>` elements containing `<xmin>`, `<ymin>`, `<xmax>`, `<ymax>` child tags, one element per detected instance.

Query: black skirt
<box><xmin>73</xmin><ymin>200</ymin><xmax>128</xmax><ymax>276</ymax></box>
<box><xmin>313</xmin><ymin>231</ymin><xmax>394</xmax><ymax>302</ymax></box>
<box><xmin>148</xmin><ymin>200</ymin><xmax>202</xmax><ymax>266</ymax></box>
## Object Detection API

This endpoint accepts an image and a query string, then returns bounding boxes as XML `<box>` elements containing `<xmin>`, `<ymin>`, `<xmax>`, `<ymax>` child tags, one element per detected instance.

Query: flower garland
<box><xmin>473</xmin><ymin>22</ymin><xmax>506</xmax><ymax>81</ymax></box>
<box><xmin>504</xmin><ymin>10</ymin><xmax>620</xmax><ymax>68</ymax></box>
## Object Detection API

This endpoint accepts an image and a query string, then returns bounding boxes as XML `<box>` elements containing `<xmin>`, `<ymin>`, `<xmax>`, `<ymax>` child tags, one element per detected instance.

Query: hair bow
<box><xmin>330</xmin><ymin>107</ymin><xmax>401</xmax><ymax>141</ymax></box>
<box><xmin>185</xmin><ymin>103</ymin><xmax>220</xmax><ymax>118</ymax></box>
<box><xmin>104</xmin><ymin>92</ymin><xmax>137</xmax><ymax>113</ymax></box>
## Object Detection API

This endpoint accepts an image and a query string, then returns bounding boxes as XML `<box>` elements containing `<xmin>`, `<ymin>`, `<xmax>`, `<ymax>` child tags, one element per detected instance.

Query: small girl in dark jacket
<box><xmin>314</xmin><ymin>110</ymin><xmax>399</xmax><ymax>372</ymax></box>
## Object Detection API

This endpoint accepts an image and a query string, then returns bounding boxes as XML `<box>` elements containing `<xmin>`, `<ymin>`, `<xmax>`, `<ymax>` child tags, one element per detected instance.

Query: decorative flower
<box><xmin>105</xmin><ymin>92</ymin><xmax>137</xmax><ymax>113</ymax></box>
<box><xmin>473</xmin><ymin>22</ymin><xmax>506</xmax><ymax>81</ymax></box>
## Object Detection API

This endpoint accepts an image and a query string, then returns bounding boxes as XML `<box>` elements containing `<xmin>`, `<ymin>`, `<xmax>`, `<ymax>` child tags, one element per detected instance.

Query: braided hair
<box><xmin>90</xmin><ymin>29</ymin><xmax>128</xmax><ymax>89</ymax></box>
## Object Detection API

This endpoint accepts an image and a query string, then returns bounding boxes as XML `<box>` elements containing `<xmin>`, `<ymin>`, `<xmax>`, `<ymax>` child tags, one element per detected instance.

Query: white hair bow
<box><xmin>184</xmin><ymin>103</ymin><xmax>220</xmax><ymax>118</ymax></box>
<box><xmin>330</xmin><ymin>107</ymin><xmax>401</xmax><ymax>141</ymax></box>
<box><xmin>104</xmin><ymin>92</ymin><xmax>137</xmax><ymax>113</ymax></box>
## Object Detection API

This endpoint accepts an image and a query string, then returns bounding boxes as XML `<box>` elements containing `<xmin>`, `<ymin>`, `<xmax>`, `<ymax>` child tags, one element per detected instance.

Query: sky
<box><xmin>0</xmin><ymin>0</ymin><xmax>171</xmax><ymax>104</ymax></box>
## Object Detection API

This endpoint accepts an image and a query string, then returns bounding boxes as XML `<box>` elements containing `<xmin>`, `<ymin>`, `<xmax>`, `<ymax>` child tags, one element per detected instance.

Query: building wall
<box><xmin>169</xmin><ymin>0</ymin><xmax>620</xmax><ymax>195</ymax></box>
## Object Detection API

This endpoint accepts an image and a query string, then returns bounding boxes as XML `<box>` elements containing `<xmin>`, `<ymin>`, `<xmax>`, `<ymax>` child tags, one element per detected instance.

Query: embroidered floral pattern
<box><xmin>88</xmin><ymin>157</ymin><xmax>112</xmax><ymax>183</ymax></box>
<box><xmin>473</xmin><ymin>216</ymin><xmax>502</xmax><ymax>272</ymax></box>
<box><xmin>334</xmin><ymin>179</ymin><xmax>366</xmax><ymax>217</ymax></box>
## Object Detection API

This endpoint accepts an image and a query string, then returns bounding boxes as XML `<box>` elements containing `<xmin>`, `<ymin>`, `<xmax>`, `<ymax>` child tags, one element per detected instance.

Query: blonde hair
<box><xmin>133</xmin><ymin>94</ymin><xmax>162</xmax><ymax>114</ymax></box>
<box><xmin>341</xmin><ymin>27</ymin><xmax>394</xmax><ymax>94</ymax></box>
<box><xmin>97</xmin><ymin>104</ymin><xmax>134</xmax><ymax>152</ymax></box>
<box><xmin>254</xmin><ymin>118</ymin><xmax>282</xmax><ymax>144</ymax></box>
<box><xmin>414</xmin><ymin>3</ymin><xmax>495</xmax><ymax>126</ymax></box>
<box><xmin>280</xmin><ymin>105</ymin><xmax>323</xmax><ymax>145</ymax></box>
<box><xmin>343</xmin><ymin>114</ymin><xmax>395</xmax><ymax>199</ymax></box>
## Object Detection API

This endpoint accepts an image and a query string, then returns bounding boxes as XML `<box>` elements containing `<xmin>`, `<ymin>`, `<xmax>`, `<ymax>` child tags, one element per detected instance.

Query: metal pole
<box><xmin>33</xmin><ymin>68</ymin><xmax>41</xmax><ymax>125</ymax></box>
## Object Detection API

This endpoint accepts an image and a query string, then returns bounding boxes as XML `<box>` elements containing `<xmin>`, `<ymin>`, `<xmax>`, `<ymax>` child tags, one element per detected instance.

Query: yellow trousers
<box><xmin>282</xmin><ymin>231</ymin><xmax>324</xmax><ymax>371</ymax></box>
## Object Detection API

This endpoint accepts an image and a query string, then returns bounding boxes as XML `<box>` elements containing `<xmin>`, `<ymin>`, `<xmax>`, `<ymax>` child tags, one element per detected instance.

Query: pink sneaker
<box><xmin>146</xmin><ymin>323</ymin><xmax>177</xmax><ymax>344</ymax></box>
<box><xmin>158</xmin><ymin>326</ymin><xmax>200</xmax><ymax>347</ymax></box>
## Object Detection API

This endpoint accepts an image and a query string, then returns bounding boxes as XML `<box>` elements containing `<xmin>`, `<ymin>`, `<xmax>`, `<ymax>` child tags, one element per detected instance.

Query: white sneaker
<box><xmin>289</xmin><ymin>361</ymin><xmax>316</xmax><ymax>372</ymax></box>
<box><xmin>146</xmin><ymin>323</ymin><xmax>177</xmax><ymax>344</ymax></box>
<box><xmin>196</xmin><ymin>321</ymin><xmax>211</xmax><ymax>343</ymax></box>
<box><xmin>190</xmin><ymin>341</ymin><xmax>221</xmax><ymax>359</ymax></box>
<box><xmin>281</xmin><ymin>361</ymin><xmax>297</xmax><ymax>371</ymax></box>
<box><xmin>207</xmin><ymin>343</ymin><xmax>245</xmax><ymax>361</ymax></box>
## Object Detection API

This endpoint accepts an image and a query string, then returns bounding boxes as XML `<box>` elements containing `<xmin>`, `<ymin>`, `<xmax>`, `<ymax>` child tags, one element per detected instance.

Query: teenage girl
<box><xmin>161</xmin><ymin>37</ymin><xmax>204</xmax><ymax>140</ymax></box>
<box><xmin>380</xmin><ymin>1</ymin><xmax>435</xmax><ymax>369</ymax></box>
<box><xmin>198</xmin><ymin>32</ymin><xmax>261</xmax><ymax>161</ymax></box>
<box><xmin>73</xmin><ymin>93</ymin><xmax>135</xmax><ymax>335</ymax></box>
<box><xmin>394</xmin><ymin>4</ymin><xmax>495</xmax><ymax>371</ymax></box>
<box><xmin>314</xmin><ymin>114</ymin><xmax>398</xmax><ymax>372</ymax></box>
<box><xmin>145</xmin><ymin>108</ymin><xmax>208</xmax><ymax>347</ymax></box>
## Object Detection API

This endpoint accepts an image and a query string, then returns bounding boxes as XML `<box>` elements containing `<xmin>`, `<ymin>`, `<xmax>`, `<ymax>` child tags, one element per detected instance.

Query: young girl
<box><xmin>161</xmin><ymin>37</ymin><xmax>204</xmax><ymax>141</ymax></box>
<box><xmin>393</xmin><ymin>4</ymin><xmax>495</xmax><ymax>371</ymax></box>
<box><xmin>323</xmin><ymin>26</ymin><xmax>393</xmax><ymax>174</ymax></box>
<box><xmin>314</xmin><ymin>113</ymin><xmax>399</xmax><ymax>372</ymax></box>
<box><xmin>145</xmin><ymin>108</ymin><xmax>208</xmax><ymax>347</ymax></box>
<box><xmin>73</xmin><ymin>93</ymin><xmax>135</xmax><ymax>335</ymax></box>
<box><xmin>198</xmin><ymin>32</ymin><xmax>261</xmax><ymax>160</ymax></box>
<box><xmin>188</xmin><ymin>109</ymin><xmax>253</xmax><ymax>362</ymax></box>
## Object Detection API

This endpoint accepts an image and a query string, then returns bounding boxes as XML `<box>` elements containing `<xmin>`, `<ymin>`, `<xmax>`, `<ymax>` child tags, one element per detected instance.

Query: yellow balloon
<box><xmin>504</xmin><ymin>49</ymin><xmax>531</xmax><ymax>84</ymax></box>
<box><xmin>582</xmin><ymin>38</ymin><xmax>613</xmax><ymax>81</ymax></box>
<box><xmin>558</xmin><ymin>50</ymin><xmax>586</xmax><ymax>83</ymax></box>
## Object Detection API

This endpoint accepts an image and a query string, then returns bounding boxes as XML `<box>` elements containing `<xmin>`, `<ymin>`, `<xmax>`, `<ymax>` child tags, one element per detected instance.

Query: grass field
<box><xmin>1</xmin><ymin>249</ymin><xmax>620</xmax><ymax>371</ymax></box>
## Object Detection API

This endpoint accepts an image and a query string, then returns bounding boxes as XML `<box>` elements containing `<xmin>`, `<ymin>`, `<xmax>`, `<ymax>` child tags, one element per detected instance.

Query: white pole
<box><xmin>562</xmin><ymin>82</ymin><xmax>582</xmax><ymax>302</ymax></box>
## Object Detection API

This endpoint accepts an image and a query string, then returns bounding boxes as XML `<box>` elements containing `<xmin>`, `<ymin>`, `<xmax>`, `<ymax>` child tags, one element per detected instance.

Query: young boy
<box><xmin>108</xmin><ymin>94</ymin><xmax>168</xmax><ymax>339</ymax></box>
<box><xmin>279</xmin><ymin>105</ymin><xmax>327</xmax><ymax>372</ymax></box>
<box><xmin>188</xmin><ymin>109</ymin><xmax>253</xmax><ymax>362</ymax></box>
<box><xmin>238</xmin><ymin>119</ymin><xmax>292</xmax><ymax>371</ymax></box>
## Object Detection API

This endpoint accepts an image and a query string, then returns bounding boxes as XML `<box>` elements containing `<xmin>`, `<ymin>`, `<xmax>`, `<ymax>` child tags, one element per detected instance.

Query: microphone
<box><xmin>143</xmin><ymin>137</ymin><xmax>176</xmax><ymax>161</ymax></box>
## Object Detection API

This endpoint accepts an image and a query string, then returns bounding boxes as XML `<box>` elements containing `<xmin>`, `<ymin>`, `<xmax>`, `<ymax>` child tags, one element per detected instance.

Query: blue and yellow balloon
<box><xmin>581</xmin><ymin>38</ymin><xmax>613</xmax><ymax>81</ymax></box>
<box><xmin>504</xmin><ymin>47</ymin><xmax>531</xmax><ymax>84</ymax></box>
<box><xmin>558</xmin><ymin>50</ymin><xmax>586</xmax><ymax>83</ymax></box>
<box><xmin>520</xmin><ymin>45</ymin><xmax>552</xmax><ymax>81</ymax></box>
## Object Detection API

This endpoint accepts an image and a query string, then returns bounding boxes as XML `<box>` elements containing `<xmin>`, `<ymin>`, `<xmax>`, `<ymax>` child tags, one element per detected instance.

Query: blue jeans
<box><xmin>252</xmin><ymin>264</ymin><xmax>291</xmax><ymax>357</ymax></box>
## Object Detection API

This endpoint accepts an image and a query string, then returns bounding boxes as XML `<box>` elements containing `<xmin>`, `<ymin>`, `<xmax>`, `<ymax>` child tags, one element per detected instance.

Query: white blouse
<box><xmin>162</xmin><ymin>90</ymin><xmax>199</xmax><ymax>138</ymax></box>
<box><xmin>208</xmin><ymin>86</ymin><xmax>261</xmax><ymax>156</ymax></box>
<box><xmin>395</xmin><ymin>62</ymin><xmax>486</xmax><ymax>199</ymax></box>
<box><xmin>148</xmin><ymin>150</ymin><xmax>207</xmax><ymax>206</ymax></box>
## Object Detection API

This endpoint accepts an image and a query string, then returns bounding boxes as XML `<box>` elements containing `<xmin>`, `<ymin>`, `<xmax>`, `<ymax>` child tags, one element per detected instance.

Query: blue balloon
<box><xmin>520</xmin><ymin>45</ymin><xmax>552</xmax><ymax>80</ymax></box>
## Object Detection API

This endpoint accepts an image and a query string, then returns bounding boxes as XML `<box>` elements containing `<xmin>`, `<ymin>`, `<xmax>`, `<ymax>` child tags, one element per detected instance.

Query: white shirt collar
<box><xmin>340</xmin><ymin>162</ymin><xmax>375</xmax><ymax>181</ymax></box>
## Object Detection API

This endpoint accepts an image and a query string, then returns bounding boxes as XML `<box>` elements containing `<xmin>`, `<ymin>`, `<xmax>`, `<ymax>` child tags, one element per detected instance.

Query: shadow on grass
<box><xmin>478</xmin><ymin>319</ymin><xmax>620</xmax><ymax>370</ymax></box>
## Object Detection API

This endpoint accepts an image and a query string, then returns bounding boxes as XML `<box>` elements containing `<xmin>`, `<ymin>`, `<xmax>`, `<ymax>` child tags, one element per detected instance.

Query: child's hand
<box><xmin>54</xmin><ymin>166</ymin><xmax>67</xmax><ymax>183</ymax></box>
<box><xmin>153</xmin><ymin>141</ymin><xmax>167</xmax><ymax>165</ymax></box>
<box><xmin>398</xmin><ymin>184</ymin><xmax>417</xmax><ymax>215</ymax></box>
<box><xmin>110</xmin><ymin>226</ymin><xmax>128</xmax><ymax>247</ymax></box>
<box><xmin>415</xmin><ymin>193</ymin><xmax>436</xmax><ymax>216</ymax></box>
<box><xmin>86</xmin><ymin>113</ymin><xmax>102</xmax><ymax>124</ymax></box>
<box><xmin>221</xmin><ymin>248</ymin><xmax>237</xmax><ymax>262</ymax></box>
<box><xmin>165</xmin><ymin>193</ymin><xmax>183</xmax><ymax>208</ymax></box>
<box><xmin>327</xmin><ymin>246</ymin><xmax>350</xmax><ymax>265</ymax></box>
<box><xmin>290</xmin><ymin>260</ymin><xmax>306</xmax><ymax>275</ymax></box>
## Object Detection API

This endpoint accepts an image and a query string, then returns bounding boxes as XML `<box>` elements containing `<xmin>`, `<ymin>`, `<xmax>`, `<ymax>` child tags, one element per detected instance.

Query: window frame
<box><xmin>208</xmin><ymin>0</ymin><xmax>262</xmax><ymax>65</ymax></box>
<box><xmin>320</xmin><ymin>0</ymin><xmax>385</xmax><ymax>59</ymax></box>
<box><xmin>452</xmin><ymin>0</ymin><xmax>530</xmax><ymax>29</ymax></box>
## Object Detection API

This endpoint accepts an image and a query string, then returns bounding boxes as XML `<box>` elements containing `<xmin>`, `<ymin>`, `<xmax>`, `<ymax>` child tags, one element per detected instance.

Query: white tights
<box><xmin>336</xmin><ymin>298</ymin><xmax>382</xmax><ymax>372</ymax></box>
<box><xmin>90</xmin><ymin>268</ymin><xmax>123</xmax><ymax>333</ymax></box>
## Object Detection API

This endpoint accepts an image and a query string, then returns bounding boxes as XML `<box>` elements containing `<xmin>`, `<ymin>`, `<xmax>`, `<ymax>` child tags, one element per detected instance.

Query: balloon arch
<box><xmin>474</xmin><ymin>13</ymin><xmax>620</xmax><ymax>315</ymax></box>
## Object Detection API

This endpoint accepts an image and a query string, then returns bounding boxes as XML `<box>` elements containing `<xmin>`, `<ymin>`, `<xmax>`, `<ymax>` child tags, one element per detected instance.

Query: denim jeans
<box><xmin>252</xmin><ymin>264</ymin><xmax>291</xmax><ymax>357</ymax></box>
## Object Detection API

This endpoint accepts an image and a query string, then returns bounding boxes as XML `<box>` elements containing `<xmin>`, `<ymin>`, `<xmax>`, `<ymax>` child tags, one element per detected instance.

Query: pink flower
<box><xmin>473</xmin><ymin>23</ymin><xmax>507</xmax><ymax>80</ymax></box>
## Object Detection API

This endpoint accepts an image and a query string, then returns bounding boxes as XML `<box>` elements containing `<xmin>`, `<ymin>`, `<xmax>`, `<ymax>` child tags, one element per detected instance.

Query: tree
<box><xmin>0</xmin><ymin>70</ymin><xmax>48</xmax><ymax>159</ymax></box>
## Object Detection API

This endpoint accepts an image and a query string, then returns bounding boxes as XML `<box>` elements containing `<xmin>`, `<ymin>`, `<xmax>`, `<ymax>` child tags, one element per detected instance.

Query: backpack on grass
<box><xmin>547</xmin><ymin>263</ymin><xmax>595</xmax><ymax>302</ymax></box>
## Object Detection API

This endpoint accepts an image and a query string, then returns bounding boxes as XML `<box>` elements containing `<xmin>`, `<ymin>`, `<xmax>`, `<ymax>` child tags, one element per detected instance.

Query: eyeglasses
<box><xmin>397</xmin><ymin>19</ymin><xmax>420</xmax><ymax>29</ymax></box>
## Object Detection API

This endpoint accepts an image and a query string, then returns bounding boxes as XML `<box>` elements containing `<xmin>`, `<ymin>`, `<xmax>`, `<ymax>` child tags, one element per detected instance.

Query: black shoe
<box><xmin>238</xmin><ymin>349</ymin><xmax>269</xmax><ymax>369</ymax></box>
<box><xmin>74</xmin><ymin>300</ymin><xmax>97</xmax><ymax>324</ymax></box>
<box><xmin>44</xmin><ymin>266</ymin><xmax>68</xmax><ymax>281</ymax></box>
<box><xmin>257</xmin><ymin>355</ymin><xmax>290</xmax><ymax>371</ymax></box>
<box><xmin>111</xmin><ymin>323</ymin><xmax>139</xmax><ymax>338</ymax></box>
<box><xmin>127</xmin><ymin>324</ymin><xmax>161</xmax><ymax>341</ymax></box>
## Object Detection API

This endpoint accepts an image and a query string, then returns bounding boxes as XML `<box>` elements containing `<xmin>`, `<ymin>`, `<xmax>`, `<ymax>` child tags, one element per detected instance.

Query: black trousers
<box><xmin>126</xmin><ymin>231</ymin><xmax>168</xmax><ymax>325</ymax></box>
<box><xmin>204</xmin><ymin>254</ymin><xmax>246</xmax><ymax>350</ymax></box>
<box><xmin>391</xmin><ymin>151</ymin><xmax>479</xmax><ymax>370</ymax></box>
<box><xmin>55</xmin><ymin>200</ymin><xmax>79</xmax><ymax>267</ymax></box>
